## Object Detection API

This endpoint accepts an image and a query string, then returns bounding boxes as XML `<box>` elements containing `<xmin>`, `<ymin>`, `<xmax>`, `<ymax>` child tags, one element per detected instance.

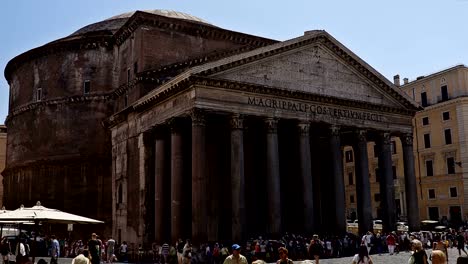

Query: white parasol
<box><xmin>0</xmin><ymin>201</ymin><xmax>104</xmax><ymax>224</ymax></box>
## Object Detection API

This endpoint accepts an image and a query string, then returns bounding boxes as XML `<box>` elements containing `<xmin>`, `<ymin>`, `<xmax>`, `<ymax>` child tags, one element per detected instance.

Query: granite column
<box><xmin>265</xmin><ymin>118</ymin><xmax>282</xmax><ymax>234</ymax></box>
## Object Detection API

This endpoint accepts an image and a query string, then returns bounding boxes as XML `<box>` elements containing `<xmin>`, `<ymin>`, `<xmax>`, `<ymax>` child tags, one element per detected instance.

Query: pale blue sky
<box><xmin>1</xmin><ymin>0</ymin><xmax>467</xmax><ymax>124</ymax></box>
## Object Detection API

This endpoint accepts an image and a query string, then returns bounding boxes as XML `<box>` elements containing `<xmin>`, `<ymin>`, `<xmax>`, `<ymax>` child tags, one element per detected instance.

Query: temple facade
<box><xmin>3</xmin><ymin>9</ymin><xmax>421</xmax><ymax>245</ymax></box>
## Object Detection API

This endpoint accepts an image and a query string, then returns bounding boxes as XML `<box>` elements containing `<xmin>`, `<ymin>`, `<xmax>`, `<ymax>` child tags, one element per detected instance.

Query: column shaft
<box><xmin>191</xmin><ymin>110</ymin><xmax>207</xmax><ymax>243</ymax></box>
<box><xmin>377</xmin><ymin>132</ymin><xmax>396</xmax><ymax>232</ymax></box>
<box><xmin>299</xmin><ymin>123</ymin><xmax>314</xmax><ymax>233</ymax></box>
<box><xmin>402</xmin><ymin>134</ymin><xmax>420</xmax><ymax>231</ymax></box>
<box><xmin>170</xmin><ymin>121</ymin><xmax>184</xmax><ymax>243</ymax></box>
<box><xmin>330</xmin><ymin>126</ymin><xmax>346</xmax><ymax>234</ymax></box>
<box><xmin>155</xmin><ymin>130</ymin><xmax>167</xmax><ymax>243</ymax></box>
<box><xmin>265</xmin><ymin>118</ymin><xmax>282</xmax><ymax>234</ymax></box>
<box><xmin>231</xmin><ymin>115</ymin><xmax>245</xmax><ymax>241</ymax></box>
<box><xmin>354</xmin><ymin>130</ymin><xmax>373</xmax><ymax>234</ymax></box>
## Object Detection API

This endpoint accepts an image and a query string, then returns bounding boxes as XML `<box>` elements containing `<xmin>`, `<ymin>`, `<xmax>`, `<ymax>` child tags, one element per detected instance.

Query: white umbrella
<box><xmin>0</xmin><ymin>201</ymin><xmax>104</xmax><ymax>224</ymax></box>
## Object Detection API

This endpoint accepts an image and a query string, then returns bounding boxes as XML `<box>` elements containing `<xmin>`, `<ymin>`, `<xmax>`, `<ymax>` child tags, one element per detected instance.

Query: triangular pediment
<box><xmin>210</xmin><ymin>43</ymin><xmax>403</xmax><ymax>108</ymax></box>
<box><xmin>134</xmin><ymin>31</ymin><xmax>419</xmax><ymax>111</ymax></box>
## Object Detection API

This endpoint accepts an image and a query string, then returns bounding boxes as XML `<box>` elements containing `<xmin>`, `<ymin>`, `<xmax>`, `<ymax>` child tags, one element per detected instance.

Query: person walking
<box><xmin>106</xmin><ymin>237</ymin><xmax>115</xmax><ymax>263</ymax></box>
<box><xmin>386</xmin><ymin>232</ymin><xmax>397</xmax><ymax>255</ymax></box>
<box><xmin>308</xmin><ymin>235</ymin><xmax>323</xmax><ymax>264</ymax></box>
<box><xmin>430</xmin><ymin>250</ymin><xmax>447</xmax><ymax>264</ymax></box>
<box><xmin>352</xmin><ymin>245</ymin><xmax>373</xmax><ymax>264</ymax></box>
<box><xmin>88</xmin><ymin>233</ymin><xmax>101</xmax><ymax>264</ymax></box>
<box><xmin>223</xmin><ymin>244</ymin><xmax>247</xmax><ymax>264</ymax></box>
<box><xmin>409</xmin><ymin>239</ymin><xmax>428</xmax><ymax>264</ymax></box>
<box><xmin>456</xmin><ymin>232</ymin><xmax>468</xmax><ymax>257</ymax></box>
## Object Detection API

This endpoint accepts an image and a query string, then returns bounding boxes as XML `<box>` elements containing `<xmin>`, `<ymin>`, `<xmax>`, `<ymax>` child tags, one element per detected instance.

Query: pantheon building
<box><xmin>4</xmin><ymin>10</ymin><xmax>420</xmax><ymax>244</ymax></box>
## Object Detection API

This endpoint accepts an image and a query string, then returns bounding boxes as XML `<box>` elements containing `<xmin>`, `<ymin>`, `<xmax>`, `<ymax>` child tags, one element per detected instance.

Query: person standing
<box><xmin>106</xmin><ymin>237</ymin><xmax>115</xmax><ymax>263</ymax></box>
<box><xmin>361</xmin><ymin>231</ymin><xmax>373</xmax><ymax>254</ymax></box>
<box><xmin>119</xmin><ymin>241</ymin><xmax>128</xmax><ymax>263</ymax></box>
<box><xmin>50</xmin><ymin>235</ymin><xmax>60</xmax><ymax>264</ymax></box>
<box><xmin>71</xmin><ymin>249</ymin><xmax>90</xmax><ymax>264</ymax></box>
<box><xmin>430</xmin><ymin>250</ymin><xmax>447</xmax><ymax>264</ymax></box>
<box><xmin>223</xmin><ymin>244</ymin><xmax>247</xmax><ymax>264</ymax></box>
<box><xmin>386</xmin><ymin>232</ymin><xmax>397</xmax><ymax>255</ymax></box>
<box><xmin>276</xmin><ymin>247</ymin><xmax>293</xmax><ymax>264</ymax></box>
<box><xmin>88</xmin><ymin>233</ymin><xmax>101</xmax><ymax>264</ymax></box>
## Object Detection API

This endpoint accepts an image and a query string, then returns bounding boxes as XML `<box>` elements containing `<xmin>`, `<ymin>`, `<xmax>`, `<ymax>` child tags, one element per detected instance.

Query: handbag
<box><xmin>8</xmin><ymin>252</ymin><xmax>16</xmax><ymax>262</ymax></box>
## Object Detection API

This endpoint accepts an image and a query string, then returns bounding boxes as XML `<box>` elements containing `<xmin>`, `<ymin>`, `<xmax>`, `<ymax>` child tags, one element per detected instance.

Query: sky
<box><xmin>1</xmin><ymin>0</ymin><xmax>467</xmax><ymax>125</ymax></box>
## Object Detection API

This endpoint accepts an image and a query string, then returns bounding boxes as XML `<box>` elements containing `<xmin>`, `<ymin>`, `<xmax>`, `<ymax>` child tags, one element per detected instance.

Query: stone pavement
<box><xmin>31</xmin><ymin>248</ymin><xmax>468</xmax><ymax>264</ymax></box>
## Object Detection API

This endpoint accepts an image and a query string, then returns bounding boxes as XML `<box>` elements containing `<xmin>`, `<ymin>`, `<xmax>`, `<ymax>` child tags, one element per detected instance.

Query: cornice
<box><xmin>5</xmin><ymin>35</ymin><xmax>113</xmax><ymax>83</ymax></box>
<box><xmin>123</xmin><ymin>76</ymin><xmax>415</xmax><ymax>125</ymax></box>
<box><xmin>401</xmin><ymin>64</ymin><xmax>467</xmax><ymax>87</ymax></box>
<box><xmin>194</xmin><ymin>34</ymin><xmax>420</xmax><ymax>112</ymax></box>
<box><xmin>2</xmin><ymin>155</ymin><xmax>111</xmax><ymax>177</ymax></box>
<box><xmin>113</xmin><ymin>11</ymin><xmax>277</xmax><ymax>47</ymax></box>
<box><xmin>5</xmin><ymin>93</ymin><xmax>112</xmax><ymax>125</ymax></box>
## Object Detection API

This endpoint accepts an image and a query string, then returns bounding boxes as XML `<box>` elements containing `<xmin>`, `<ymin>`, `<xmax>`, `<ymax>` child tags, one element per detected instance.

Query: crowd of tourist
<box><xmin>2</xmin><ymin>228</ymin><xmax>468</xmax><ymax>264</ymax></box>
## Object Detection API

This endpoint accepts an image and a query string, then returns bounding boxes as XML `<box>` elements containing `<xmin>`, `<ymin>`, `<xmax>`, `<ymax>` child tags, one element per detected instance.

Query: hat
<box><xmin>232</xmin><ymin>244</ymin><xmax>241</xmax><ymax>250</ymax></box>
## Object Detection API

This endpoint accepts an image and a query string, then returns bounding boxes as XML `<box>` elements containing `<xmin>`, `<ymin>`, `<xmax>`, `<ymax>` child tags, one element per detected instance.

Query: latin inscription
<box><xmin>247</xmin><ymin>97</ymin><xmax>384</xmax><ymax>122</ymax></box>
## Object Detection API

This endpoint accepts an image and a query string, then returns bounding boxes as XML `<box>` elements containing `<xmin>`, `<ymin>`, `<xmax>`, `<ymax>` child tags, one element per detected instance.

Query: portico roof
<box><xmin>133</xmin><ymin>30</ymin><xmax>420</xmax><ymax>111</ymax></box>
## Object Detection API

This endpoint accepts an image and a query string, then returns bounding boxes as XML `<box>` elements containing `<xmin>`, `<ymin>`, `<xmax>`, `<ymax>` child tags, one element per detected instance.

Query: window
<box><xmin>426</xmin><ymin>160</ymin><xmax>434</xmax><ymax>176</ymax></box>
<box><xmin>375</xmin><ymin>168</ymin><xmax>380</xmax><ymax>182</ymax></box>
<box><xmin>421</xmin><ymin>92</ymin><xmax>428</xmax><ymax>107</ymax></box>
<box><xmin>443</xmin><ymin>111</ymin><xmax>450</xmax><ymax>121</ymax></box>
<box><xmin>445</xmin><ymin>129</ymin><xmax>452</xmax><ymax>145</ymax></box>
<box><xmin>83</xmin><ymin>80</ymin><xmax>91</xmax><ymax>94</ymax></box>
<box><xmin>447</xmin><ymin>157</ymin><xmax>455</xmax><ymax>174</ymax></box>
<box><xmin>345</xmin><ymin>150</ymin><xmax>353</xmax><ymax>162</ymax></box>
<box><xmin>450</xmin><ymin>187</ymin><xmax>458</xmax><ymax>198</ymax></box>
<box><xmin>392</xmin><ymin>166</ymin><xmax>397</xmax><ymax>179</ymax></box>
<box><xmin>134</xmin><ymin>62</ymin><xmax>138</xmax><ymax>74</ymax></box>
<box><xmin>36</xmin><ymin>88</ymin><xmax>42</xmax><ymax>102</ymax></box>
<box><xmin>391</xmin><ymin>141</ymin><xmax>397</xmax><ymax>154</ymax></box>
<box><xmin>118</xmin><ymin>184</ymin><xmax>123</xmax><ymax>204</ymax></box>
<box><xmin>428</xmin><ymin>207</ymin><xmax>439</xmax><ymax>220</ymax></box>
<box><xmin>428</xmin><ymin>189</ymin><xmax>436</xmax><ymax>199</ymax></box>
<box><xmin>441</xmin><ymin>85</ymin><xmax>448</xmax><ymax>101</ymax></box>
<box><xmin>422</xmin><ymin>117</ymin><xmax>429</xmax><ymax>126</ymax></box>
<box><xmin>350</xmin><ymin>195</ymin><xmax>355</xmax><ymax>203</ymax></box>
<box><xmin>127</xmin><ymin>68</ymin><xmax>131</xmax><ymax>84</ymax></box>
<box><xmin>374</xmin><ymin>193</ymin><xmax>381</xmax><ymax>202</ymax></box>
<box><xmin>124</xmin><ymin>93</ymin><xmax>128</xmax><ymax>107</ymax></box>
<box><xmin>424</xmin><ymin>133</ymin><xmax>431</xmax><ymax>148</ymax></box>
<box><xmin>348</xmin><ymin>172</ymin><xmax>354</xmax><ymax>185</ymax></box>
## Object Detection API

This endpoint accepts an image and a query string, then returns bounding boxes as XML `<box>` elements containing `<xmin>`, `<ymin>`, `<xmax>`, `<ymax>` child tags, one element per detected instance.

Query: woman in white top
<box><xmin>352</xmin><ymin>245</ymin><xmax>373</xmax><ymax>264</ymax></box>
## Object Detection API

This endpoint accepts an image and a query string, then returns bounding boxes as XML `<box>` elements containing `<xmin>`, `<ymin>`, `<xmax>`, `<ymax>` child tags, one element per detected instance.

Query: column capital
<box><xmin>401</xmin><ymin>133</ymin><xmax>413</xmax><ymax>146</ymax></box>
<box><xmin>230</xmin><ymin>114</ymin><xmax>244</xmax><ymax>130</ymax></box>
<box><xmin>265</xmin><ymin>118</ymin><xmax>278</xmax><ymax>134</ymax></box>
<box><xmin>379</xmin><ymin>131</ymin><xmax>392</xmax><ymax>145</ymax></box>
<box><xmin>356</xmin><ymin>130</ymin><xmax>367</xmax><ymax>142</ymax></box>
<box><xmin>190</xmin><ymin>109</ymin><xmax>206</xmax><ymax>127</ymax></box>
<box><xmin>167</xmin><ymin>118</ymin><xmax>183</xmax><ymax>132</ymax></box>
<box><xmin>330</xmin><ymin>125</ymin><xmax>341</xmax><ymax>137</ymax></box>
<box><xmin>298</xmin><ymin>122</ymin><xmax>310</xmax><ymax>136</ymax></box>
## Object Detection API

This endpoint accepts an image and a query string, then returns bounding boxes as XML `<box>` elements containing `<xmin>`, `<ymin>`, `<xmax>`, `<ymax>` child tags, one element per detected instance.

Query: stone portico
<box><xmin>109</xmin><ymin>30</ymin><xmax>421</xmax><ymax>244</ymax></box>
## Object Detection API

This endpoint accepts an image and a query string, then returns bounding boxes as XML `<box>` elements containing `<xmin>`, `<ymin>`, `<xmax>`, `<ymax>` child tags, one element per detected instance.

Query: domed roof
<box><xmin>70</xmin><ymin>9</ymin><xmax>214</xmax><ymax>36</ymax></box>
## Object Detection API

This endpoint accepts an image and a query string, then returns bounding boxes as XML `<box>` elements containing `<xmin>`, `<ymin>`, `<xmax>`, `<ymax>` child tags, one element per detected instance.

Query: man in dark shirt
<box><xmin>88</xmin><ymin>233</ymin><xmax>101</xmax><ymax>264</ymax></box>
<box><xmin>456</xmin><ymin>232</ymin><xmax>468</xmax><ymax>256</ymax></box>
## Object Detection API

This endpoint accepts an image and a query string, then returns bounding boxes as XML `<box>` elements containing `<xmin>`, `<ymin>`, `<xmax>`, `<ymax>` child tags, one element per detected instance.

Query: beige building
<box><xmin>344</xmin><ymin>137</ymin><xmax>408</xmax><ymax>221</ymax></box>
<box><xmin>0</xmin><ymin>125</ymin><xmax>6</xmax><ymax>207</ymax></box>
<box><xmin>344</xmin><ymin>65</ymin><xmax>468</xmax><ymax>226</ymax></box>
<box><xmin>398</xmin><ymin>65</ymin><xmax>468</xmax><ymax>225</ymax></box>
